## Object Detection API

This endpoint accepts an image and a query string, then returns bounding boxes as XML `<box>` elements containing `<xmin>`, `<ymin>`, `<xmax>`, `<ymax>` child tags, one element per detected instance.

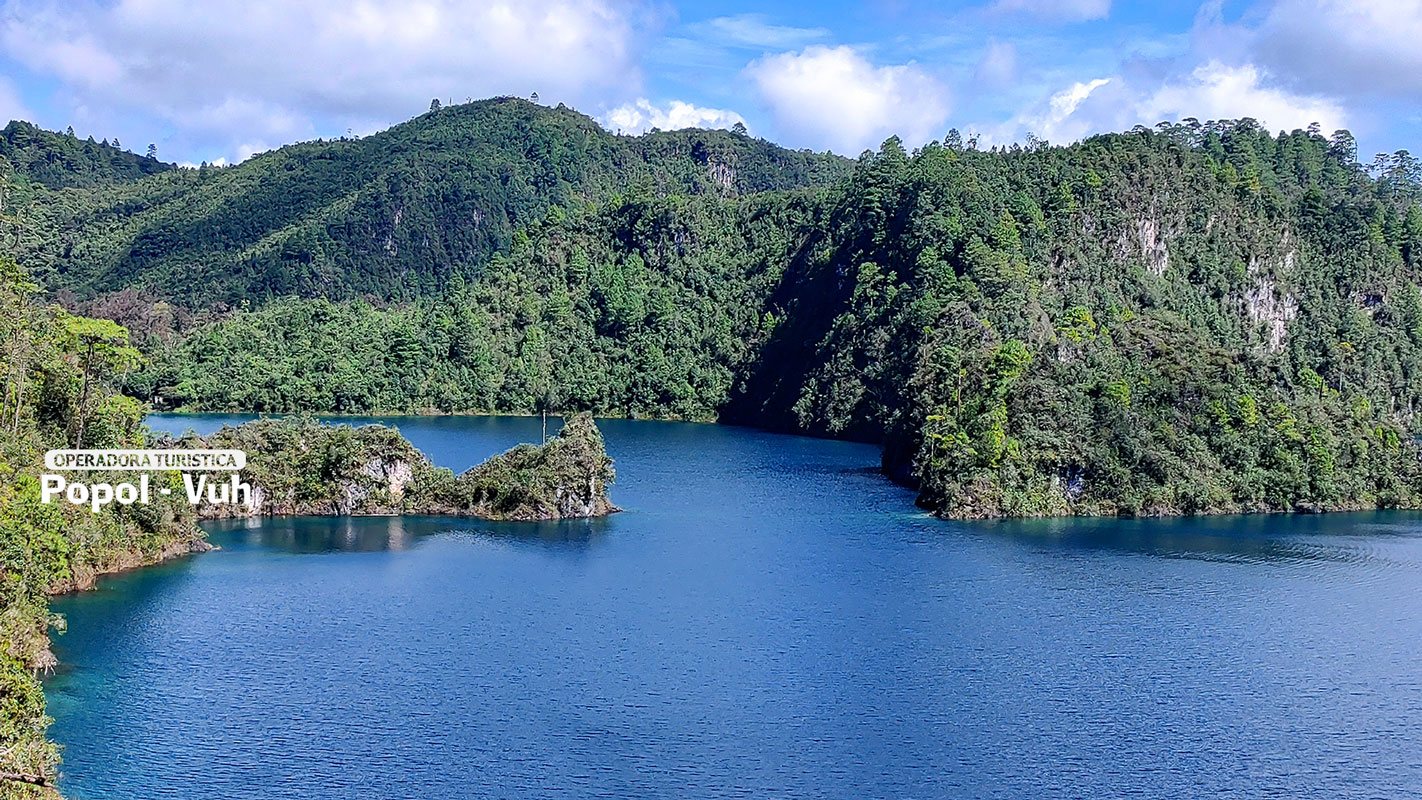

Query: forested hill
<box><xmin>11</xmin><ymin>104</ymin><xmax>1422</xmax><ymax>518</ymax></box>
<box><xmin>9</xmin><ymin>98</ymin><xmax>851</xmax><ymax>305</ymax></box>
<box><xmin>0</xmin><ymin>121</ymin><xmax>172</xmax><ymax>190</ymax></box>
<box><xmin>734</xmin><ymin>126</ymin><xmax>1422</xmax><ymax>517</ymax></box>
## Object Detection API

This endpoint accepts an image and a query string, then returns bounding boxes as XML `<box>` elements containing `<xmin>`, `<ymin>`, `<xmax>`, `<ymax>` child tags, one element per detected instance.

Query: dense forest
<box><xmin>742</xmin><ymin>125</ymin><xmax>1422</xmax><ymax>516</ymax></box>
<box><xmin>7</xmin><ymin>94</ymin><xmax>1422</xmax><ymax>794</ymax></box>
<box><xmin>11</xmin><ymin>99</ymin><xmax>1422</xmax><ymax>520</ymax></box>
<box><xmin>11</xmin><ymin>98</ymin><xmax>848</xmax><ymax>305</ymax></box>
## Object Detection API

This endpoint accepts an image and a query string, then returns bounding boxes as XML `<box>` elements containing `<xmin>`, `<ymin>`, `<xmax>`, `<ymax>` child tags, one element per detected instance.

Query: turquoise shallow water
<box><xmin>44</xmin><ymin>414</ymin><xmax>1422</xmax><ymax>798</ymax></box>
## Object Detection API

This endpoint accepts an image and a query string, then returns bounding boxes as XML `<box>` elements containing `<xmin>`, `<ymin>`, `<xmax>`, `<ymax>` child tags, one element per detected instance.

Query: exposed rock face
<box><xmin>1244</xmin><ymin>275</ymin><xmax>1299</xmax><ymax>352</ymax></box>
<box><xmin>169</xmin><ymin>414</ymin><xmax>617</xmax><ymax>521</ymax></box>
<box><xmin>1137</xmin><ymin>217</ymin><xmax>1169</xmax><ymax>275</ymax></box>
<box><xmin>1239</xmin><ymin>249</ymin><xmax>1300</xmax><ymax>353</ymax></box>
<box><xmin>707</xmin><ymin>160</ymin><xmax>736</xmax><ymax>193</ymax></box>
<box><xmin>372</xmin><ymin>458</ymin><xmax>414</xmax><ymax>500</ymax></box>
<box><xmin>336</xmin><ymin>456</ymin><xmax>416</xmax><ymax>513</ymax></box>
<box><xmin>1117</xmin><ymin>215</ymin><xmax>1170</xmax><ymax>275</ymax></box>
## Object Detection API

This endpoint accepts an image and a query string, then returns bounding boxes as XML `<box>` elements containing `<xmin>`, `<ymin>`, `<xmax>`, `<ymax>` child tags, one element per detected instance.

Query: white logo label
<box><xmin>41</xmin><ymin>449</ymin><xmax>253</xmax><ymax>513</ymax></box>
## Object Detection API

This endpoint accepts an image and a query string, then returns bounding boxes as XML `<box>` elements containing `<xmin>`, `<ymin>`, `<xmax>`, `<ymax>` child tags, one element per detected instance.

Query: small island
<box><xmin>164</xmin><ymin>413</ymin><xmax>619</xmax><ymax>521</ymax></box>
<box><xmin>0</xmin><ymin>252</ymin><xmax>620</xmax><ymax>793</ymax></box>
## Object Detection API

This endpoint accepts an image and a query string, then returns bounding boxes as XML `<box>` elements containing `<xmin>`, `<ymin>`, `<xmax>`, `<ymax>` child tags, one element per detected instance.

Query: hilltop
<box><xmin>6</xmin><ymin>101</ymin><xmax>1422</xmax><ymax>519</ymax></box>
<box><xmin>9</xmin><ymin>98</ymin><xmax>851</xmax><ymax>305</ymax></box>
<box><xmin>0</xmin><ymin>121</ymin><xmax>173</xmax><ymax>191</ymax></box>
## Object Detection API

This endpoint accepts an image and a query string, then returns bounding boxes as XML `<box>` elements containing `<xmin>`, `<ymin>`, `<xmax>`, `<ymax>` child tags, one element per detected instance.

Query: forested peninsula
<box><xmin>9</xmin><ymin>97</ymin><xmax>1421</xmax><ymax>519</ymax></box>
<box><xmin>0</xmin><ymin>259</ymin><xmax>614</xmax><ymax>794</ymax></box>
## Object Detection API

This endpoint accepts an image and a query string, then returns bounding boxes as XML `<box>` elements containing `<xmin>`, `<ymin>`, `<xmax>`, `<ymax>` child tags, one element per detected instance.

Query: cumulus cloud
<box><xmin>601</xmin><ymin>98</ymin><xmax>744</xmax><ymax>133</ymax></box>
<box><xmin>744</xmin><ymin>45</ymin><xmax>949</xmax><ymax>154</ymax></box>
<box><xmin>1029</xmin><ymin>77</ymin><xmax>1113</xmax><ymax>142</ymax></box>
<box><xmin>987</xmin><ymin>0</ymin><xmax>1110</xmax><ymax>22</ymax></box>
<box><xmin>1252</xmin><ymin>0</ymin><xmax>1422</xmax><ymax>101</ymax></box>
<box><xmin>1</xmin><ymin>0</ymin><xmax>1403</xmax><ymax>164</ymax></box>
<box><xmin>992</xmin><ymin>61</ymin><xmax>1344</xmax><ymax>146</ymax></box>
<box><xmin>0</xmin><ymin>0</ymin><xmax>650</xmax><ymax>160</ymax></box>
<box><xmin>1141</xmin><ymin>61</ymin><xmax>1346</xmax><ymax>132</ymax></box>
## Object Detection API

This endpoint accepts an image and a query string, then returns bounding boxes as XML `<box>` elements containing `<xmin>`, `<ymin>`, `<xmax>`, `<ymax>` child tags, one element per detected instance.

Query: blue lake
<box><xmin>45</xmin><ymin>414</ymin><xmax>1422</xmax><ymax>798</ymax></box>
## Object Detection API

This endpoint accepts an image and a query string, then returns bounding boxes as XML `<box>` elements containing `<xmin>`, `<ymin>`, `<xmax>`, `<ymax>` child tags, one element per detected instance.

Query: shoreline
<box><xmin>149</xmin><ymin>411</ymin><xmax>1416</xmax><ymax>523</ymax></box>
<box><xmin>150</xmin><ymin>408</ymin><xmax>723</xmax><ymax>424</ymax></box>
<box><xmin>50</xmin><ymin>535</ymin><xmax>214</xmax><ymax>596</ymax></box>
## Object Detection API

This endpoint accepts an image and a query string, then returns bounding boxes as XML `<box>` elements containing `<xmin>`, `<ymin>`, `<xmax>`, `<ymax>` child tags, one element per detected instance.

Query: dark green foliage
<box><xmin>0</xmin><ymin>260</ymin><xmax>201</xmax><ymax>794</ymax></box>
<box><xmin>747</xmin><ymin>125</ymin><xmax>1422</xmax><ymax>516</ymax></box>
<box><xmin>14</xmin><ymin>99</ymin><xmax>849</xmax><ymax>305</ymax></box>
<box><xmin>131</xmin><ymin>190</ymin><xmax>817</xmax><ymax>419</ymax></box>
<box><xmin>174</xmin><ymin>416</ymin><xmax>439</xmax><ymax>516</ymax></box>
<box><xmin>18</xmin><ymin>104</ymin><xmax>1422</xmax><ymax>519</ymax></box>
<box><xmin>426</xmin><ymin>412</ymin><xmax>617</xmax><ymax>520</ymax></box>
<box><xmin>180</xmin><ymin>413</ymin><xmax>616</xmax><ymax>521</ymax></box>
<box><xmin>0</xmin><ymin>122</ymin><xmax>171</xmax><ymax>190</ymax></box>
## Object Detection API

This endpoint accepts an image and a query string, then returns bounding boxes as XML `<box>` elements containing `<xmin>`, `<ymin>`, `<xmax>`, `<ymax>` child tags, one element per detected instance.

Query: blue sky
<box><xmin>0</xmin><ymin>0</ymin><xmax>1416</xmax><ymax>165</ymax></box>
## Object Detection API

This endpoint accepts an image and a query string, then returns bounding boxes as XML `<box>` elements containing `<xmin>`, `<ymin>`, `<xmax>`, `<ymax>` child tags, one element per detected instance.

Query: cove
<box><xmin>45</xmin><ymin>415</ymin><xmax>1422</xmax><ymax>799</ymax></box>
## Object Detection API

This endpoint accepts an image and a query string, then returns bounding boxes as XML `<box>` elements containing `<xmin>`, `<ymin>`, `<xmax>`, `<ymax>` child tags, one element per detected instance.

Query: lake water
<box><xmin>45</xmin><ymin>414</ymin><xmax>1422</xmax><ymax>799</ymax></box>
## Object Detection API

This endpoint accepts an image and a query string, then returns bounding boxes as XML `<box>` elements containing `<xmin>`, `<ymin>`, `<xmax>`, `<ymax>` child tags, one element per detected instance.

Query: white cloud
<box><xmin>0</xmin><ymin>0</ymin><xmax>650</xmax><ymax>161</ymax></box>
<box><xmin>1053</xmin><ymin>78</ymin><xmax>1112</xmax><ymax>118</ymax></box>
<box><xmin>993</xmin><ymin>61</ymin><xmax>1344</xmax><ymax>146</ymax></box>
<box><xmin>1252</xmin><ymin>0</ymin><xmax>1422</xmax><ymax>101</ymax></box>
<box><xmin>1141</xmin><ymin>61</ymin><xmax>1345</xmax><ymax>133</ymax></box>
<box><xmin>696</xmin><ymin>14</ymin><xmax>829</xmax><ymax>50</ymax></box>
<box><xmin>1042</xmin><ymin>78</ymin><xmax>1112</xmax><ymax>140</ymax></box>
<box><xmin>987</xmin><ymin>0</ymin><xmax>1110</xmax><ymax>22</ymax></box>
<box><xmin>980</xmin><ymin>76</ymin><xmax>1109</xmax><ymax>145</ymax></box>
<box><xmin>744</xmin><ymin>45</ymin><xmax>949</xmax><ymax>154</ymax></box>
<box><xmin>601</xmin><ymin>98</ymin><xmax>745</xmax><ymax>133</ymax></box>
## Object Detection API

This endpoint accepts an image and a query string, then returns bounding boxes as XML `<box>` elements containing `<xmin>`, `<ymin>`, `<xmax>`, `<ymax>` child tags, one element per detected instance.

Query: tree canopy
<box><xmin>11</xmin><ymin>102</ymin><xmax>1422</xmax><ymax>518</ymax></box>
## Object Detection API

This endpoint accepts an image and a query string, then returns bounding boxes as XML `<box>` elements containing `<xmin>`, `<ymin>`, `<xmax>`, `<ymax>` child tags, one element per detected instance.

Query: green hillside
<box><xmin>12</xmin><ymin>98</ymin><xmax>849</xmax><ymax>305</ymax></box>
<box><xmin>733</xmin><ymin>126</ymin><xmax>1422</xmax><ymax>516</ymax></box>
<box><xmin>0</xmin><ymin>122</ymin><xmax>172</xmax><ymax>191</ymax></box>
<box><xmin>11</xmin><ymin>103</ymin><xmax>1422</xmax><ymax>519</ymax></box>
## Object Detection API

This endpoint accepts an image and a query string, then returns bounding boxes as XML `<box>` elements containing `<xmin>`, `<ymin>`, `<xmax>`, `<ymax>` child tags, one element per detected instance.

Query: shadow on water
<box><xmin>202</xmin><ymin>513</ymin><xmax>614</xmax><ymax>555</ymax></box>
<box><xmin>964</xmin><ymin>508</ymin><xmax>1422</xmax><ymax>567</ymax></box>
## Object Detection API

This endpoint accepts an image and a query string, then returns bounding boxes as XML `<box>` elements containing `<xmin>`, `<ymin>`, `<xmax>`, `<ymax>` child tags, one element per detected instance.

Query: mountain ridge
<box><xmin>1</xmin><ymin>120</ymin><xmax>173</xmax><ymax>191</ymax></box>
<box><xmin>9</xmin><ymin>97</ymin><xmax>851</xmax><ymax>306</ymax></box>
<box><xmin>9</xmin><ymin>102</ymin><xmax>1422</xmax><ymax>519</ymax></box>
